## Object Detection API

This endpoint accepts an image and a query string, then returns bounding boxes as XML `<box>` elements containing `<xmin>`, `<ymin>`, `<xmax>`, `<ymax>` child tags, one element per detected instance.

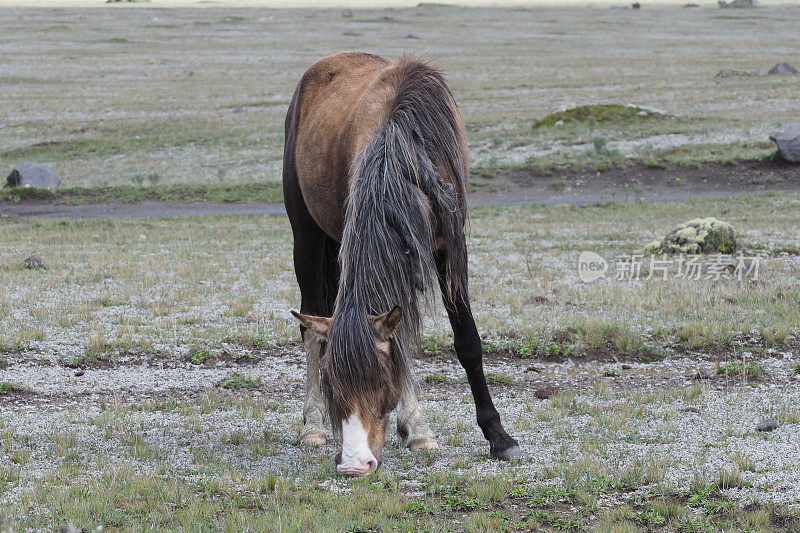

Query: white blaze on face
<box><xmin>337</xmin><ymin>412</ymin><xmax>377</xmax><ymax>477</ymax></box>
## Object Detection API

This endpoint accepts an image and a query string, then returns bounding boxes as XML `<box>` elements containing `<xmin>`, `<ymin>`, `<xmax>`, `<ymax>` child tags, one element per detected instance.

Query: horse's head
<box><xmin>291</xmin><ymin>305</ymin><xmax>404</xmax><ymax>477</ymax></box>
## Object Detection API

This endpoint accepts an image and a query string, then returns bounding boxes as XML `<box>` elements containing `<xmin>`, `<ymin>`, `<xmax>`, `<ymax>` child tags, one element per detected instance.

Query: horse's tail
<box><xmin>326</xmin><ymin>57</ymin><xmax>468</xmax><ymax>414</ymax></box>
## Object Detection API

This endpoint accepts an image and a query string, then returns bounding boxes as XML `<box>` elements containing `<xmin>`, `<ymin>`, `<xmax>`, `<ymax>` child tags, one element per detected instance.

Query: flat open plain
<box><xmin>2</xmin><ymin>3</ymin><xmax>800</xmax><ymax>531</ymax></box>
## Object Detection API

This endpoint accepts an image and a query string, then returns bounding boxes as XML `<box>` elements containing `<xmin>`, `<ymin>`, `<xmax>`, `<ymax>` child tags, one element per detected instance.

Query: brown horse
<box><xmin>285</xmin><ymin>52</ymin><xmax>519</xmax><ymax>476</ymax></box>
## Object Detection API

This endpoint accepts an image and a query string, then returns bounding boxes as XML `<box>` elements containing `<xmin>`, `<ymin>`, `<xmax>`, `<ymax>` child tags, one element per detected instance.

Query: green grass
<box><xmin>0</xmin><ymin>382</ymin><xmax>28</xmax><ymax>394</ymax></box>
<box><xmin>485</xmin><ymin>372</ymin><xmax>514</xmax><ymax>385</ymax></box>
<box><xmin>716</xmin><ymin>360</ymin><xmax>764</xmax><ymax>380</ymax></box>
<box><xmin>188</xmin><ymin>347</ymin><xmax>215</xmax><ymax>365</ymax></box>
<box><xmin>217</xmin><ymin>373</ymin><xmax>262</xmax><ymax>390</ymax></box>
<box><xmin>5</xmin><ymin>466</ymin><xmax>794</xmax><ymax>532</ymax></box>
<box><xmin>659</xmin><ymin>142</ymin><xmax>776</xmax><ymax>167</ymax></box>
<box><xmin>0</xmin><ymin>181</ymin><xmax>283</xmax><ymax>205</ymax></box>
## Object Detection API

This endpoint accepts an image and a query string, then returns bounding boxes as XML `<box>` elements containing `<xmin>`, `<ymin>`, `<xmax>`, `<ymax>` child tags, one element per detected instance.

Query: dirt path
<box><xmin>2</xmin><ymin>160</ymin><xmax>798</xmax><ymax>219</ymax></box>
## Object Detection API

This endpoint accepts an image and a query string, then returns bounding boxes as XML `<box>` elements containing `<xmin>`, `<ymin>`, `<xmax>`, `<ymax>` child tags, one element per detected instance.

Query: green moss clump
<box><xmin>649</xmin><ymin>217</ymin><xmax>737</xmax><ymax>254</ymax></box>
<box><xmin>217</xmin><ymin>373</ymin><xmax>262</xmax><ymax>390</ymax></box>
<box><xmin>532</xmin><ymin>104</ymin><xmax>666</xmax><ymax>130</ymax></box>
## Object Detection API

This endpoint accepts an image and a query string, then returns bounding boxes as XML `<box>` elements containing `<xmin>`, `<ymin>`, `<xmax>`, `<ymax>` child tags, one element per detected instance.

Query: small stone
<box><xmin>23</xmin><ymin>255</ymin><xmax>46</xmax><ymax>269</ymax></box>
<box><xmin>232</xmin><ymin>107</ymin><xmax>245</xmax><ymax>114</ymax></box>
<box><xmin>535</xmin><ymin>385</ymin><xmax>558</xmax><ymax>399</ymax></box>
<box><xmin>525</xmin><ymin>365</ymin><xmax>542</xmax><ymax>373</ymax></box>
<box><xmin>621</xmin><ymin>364</ymin><xmax>632</xmax><ymax>370</ymax></box>
<box><xmin>405</xmin><ymin>34</ymin><xmax>420</xmax><ymax>39</ymax></box>
<box><xmin>683</xmin><ymin>406</ymin><xmax>700</xmax><ymax>413</ymax></box>
<box><xmin>74</xmin><ymin>370</ymin><xmax>85</xmax><ymax>377</ymax></box>
<box><xmin>756</xmin><ymin>419</ymin><xmax>778</xmax><ymax>432</ymax></box>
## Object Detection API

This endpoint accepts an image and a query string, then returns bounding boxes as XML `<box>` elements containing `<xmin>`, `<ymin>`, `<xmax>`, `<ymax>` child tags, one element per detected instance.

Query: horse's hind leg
<box><xmin>434</xmin><ymin>250</ymin><xmax>521</xmax><ymax>461</ymax></box>
<box><xmin>397</xmin><ymin>385</ymin><xmax>438</xmax><ymax>451</ymax></box>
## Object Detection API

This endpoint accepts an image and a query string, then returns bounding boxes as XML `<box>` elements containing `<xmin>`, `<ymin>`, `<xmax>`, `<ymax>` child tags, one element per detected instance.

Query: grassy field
<box><xmin>2</xmin><ymin>194</ymin><xmax>799</xmax><ymax>362</ymax></box>
<box><xmin>2</xmin><ymin>3</ymin><xmax>799</xmax><ymax>193</ymax></box>
<box><xmin>2</xmin><ymin>2</ymin><xmax>800</xmax><ymax>531</ymax></box>
<box><xmin>2</xmin><ymin>195</ymin><xmax>800</xmax><ymax>530</ymax></box>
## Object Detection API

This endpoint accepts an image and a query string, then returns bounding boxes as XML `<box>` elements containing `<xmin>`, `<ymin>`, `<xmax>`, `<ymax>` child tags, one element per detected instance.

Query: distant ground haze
<box><xmin>3</xmin><ymin>0</ymin><xmax>799</xmax><ymax>6</ymax></box>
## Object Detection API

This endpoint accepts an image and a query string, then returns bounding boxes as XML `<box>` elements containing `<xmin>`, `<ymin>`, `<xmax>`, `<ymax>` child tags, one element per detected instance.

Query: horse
<box><xmin>284</xmin><ymin>51</ymin><xmax>520</xmax><ymax>477</ymax></box>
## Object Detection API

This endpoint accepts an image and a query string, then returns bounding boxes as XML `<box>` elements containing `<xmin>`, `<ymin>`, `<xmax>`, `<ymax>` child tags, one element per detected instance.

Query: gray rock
<box><xmin>756</xmin><ymin>419</ymin><xmax>778</xmax><ymax>432</ymax></box>
<box><xmin>719</xmin><ymin>0</ymin><xmax>758</xmax><ymax>7</ymax></box>
<box><xmin>23</xmin><ymin>255</ymin><xmax>46</xmax><ymax>270</ymax></box>
<box><xmin>769</xmin><ymin>122</ymin><xmax>800</xmax><ymax>163</ymax></box>
<box><xmin>405</xmin><ymin>34</ymin><xmax>420</xmax><ymax>39</ymax></box>
<box><xmin>767</xmin><ymin>62</ymin><xmax>799</xmax><ymax>75</ymax></box>
<box><xmin>5</xmin><ymin>162</ymin><xmax>62</xmax><ymax>189</ymax></box>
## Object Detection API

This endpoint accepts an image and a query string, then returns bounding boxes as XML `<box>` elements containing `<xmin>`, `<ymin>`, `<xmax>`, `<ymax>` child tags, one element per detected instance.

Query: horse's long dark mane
<box><xmin>324</xmin><ymin>57</ymin><xmax>468</xmax><ymax>417</ymax></box>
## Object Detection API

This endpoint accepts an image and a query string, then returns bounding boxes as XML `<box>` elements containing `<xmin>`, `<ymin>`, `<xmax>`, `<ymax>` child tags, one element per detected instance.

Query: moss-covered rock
<box><xmin>649</xmin><ymin>217</ymin><xmax>737</xmax><ymax>254</ymax></box>
<box><xmin>532</xmin><ymin>104</ymin><xmax>666</xmax><ymax>130</ymax></box>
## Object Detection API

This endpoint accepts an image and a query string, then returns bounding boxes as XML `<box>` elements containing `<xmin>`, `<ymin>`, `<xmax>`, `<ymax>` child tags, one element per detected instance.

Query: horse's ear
<box><xmin>290</xmin><ymin>310</ymin><xmax>331</xmax><ymax>338</ymax></box>
<box><xmin>372</xmin><ymin>305</ymin><xmax>402</xmax><ymax>340</ymax></box>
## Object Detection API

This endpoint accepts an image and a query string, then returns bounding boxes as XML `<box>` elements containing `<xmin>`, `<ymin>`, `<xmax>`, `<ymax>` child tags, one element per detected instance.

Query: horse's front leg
<box><xmin>299</xmin><ymin>333</ymin><xmax>328</xmax><ymax>446</ymax></box>
<box><xmin>396</xmin><ymin>384</ymin><xmax>438</xmax><ymax>451</ymax></box>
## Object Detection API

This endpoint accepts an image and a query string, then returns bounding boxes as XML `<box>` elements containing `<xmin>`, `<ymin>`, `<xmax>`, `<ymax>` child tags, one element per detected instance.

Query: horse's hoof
<box><xmin>492</xmin><ymin>444</ymin><xmax>522</xmax><ymax>461</ymax></box>
<box><xmin>299</xmin><ymin>432</ymin><xmax>327</xmax><ymax>446</ymax></box>
<box><xmin>408</xmin><ymin>437</ymin><xmax>439</xmax><ymax>451</ymax></box>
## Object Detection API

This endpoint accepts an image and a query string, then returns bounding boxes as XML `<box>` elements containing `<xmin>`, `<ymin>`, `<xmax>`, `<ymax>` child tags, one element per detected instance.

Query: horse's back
<box><xmin>287</xmin><ymin>52</ymin><xmax>396</xmax><ymax>240</ymax></box>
